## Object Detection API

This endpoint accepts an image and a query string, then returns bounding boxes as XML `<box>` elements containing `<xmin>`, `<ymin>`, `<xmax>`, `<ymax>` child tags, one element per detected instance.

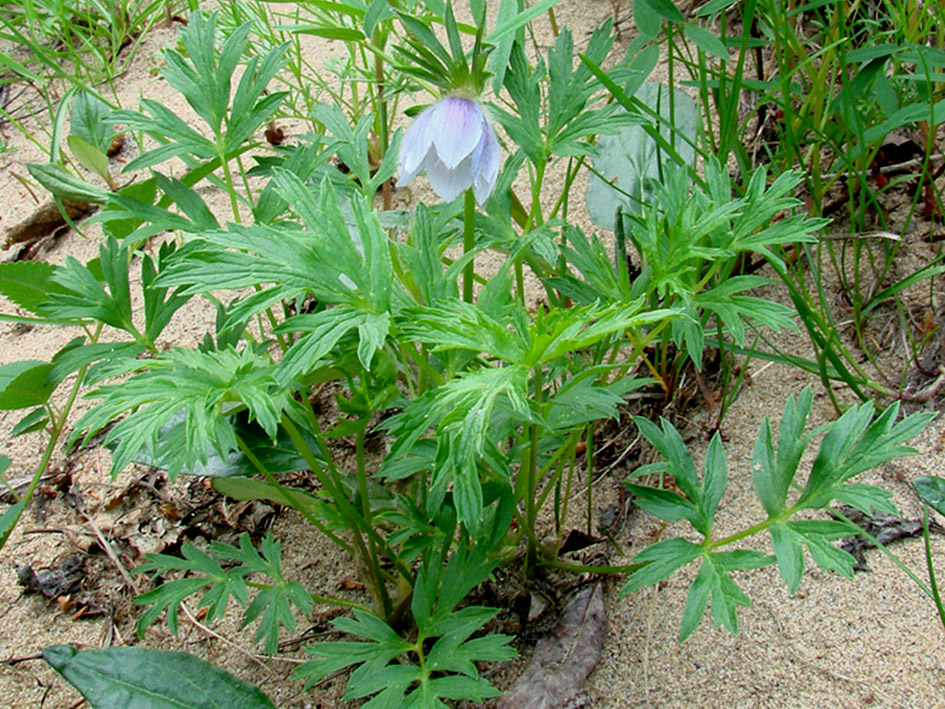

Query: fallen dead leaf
<box><xmin>16</xmin><ymin>555</ymin><xmax>85</xmax><ymax>598</ymax></box>
<box><xmin>497</xmin><ymin>583</ymin><xmax>607</xmax><ymax>709</ymax></box>
<box><xmin>834</xmin><ymin>505</ymin><xmax>943</xmax><ymax>571</ymax></box>
<box><xmin>3</xmin><ymin>199</ymin><xmax>96</xmax><ymax>249</ymax></box>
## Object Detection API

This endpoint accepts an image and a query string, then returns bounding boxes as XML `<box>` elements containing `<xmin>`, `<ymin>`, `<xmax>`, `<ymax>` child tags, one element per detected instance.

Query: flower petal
<box><xmin>426</xmin><ymin>153</ymin><xmax>474</xmax><ymax>202</ymax></box>
<box><xmin>430</xmin><ymin>97</ymin><xmax>484</xmax><ymax>170</ymax></box>
<box><xmin>471</xmin><ymin>119</ymin><xmax>500</xmax><ymax>205</ymax></box>
<box><xmin>399</xmin><ymin>105</ymin><xmax>436</xmax><ymax>178</ymax></box>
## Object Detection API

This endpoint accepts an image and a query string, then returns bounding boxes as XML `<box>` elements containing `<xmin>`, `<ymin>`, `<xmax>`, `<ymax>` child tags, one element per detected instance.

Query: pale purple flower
<box><xmin>398</xmin><ymin>96</ymin><xmax>500</xmax><ymax>205</ymax></box>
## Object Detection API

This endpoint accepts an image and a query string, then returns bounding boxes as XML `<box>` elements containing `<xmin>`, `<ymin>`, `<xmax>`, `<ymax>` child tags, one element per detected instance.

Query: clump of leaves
<box><xmin>135</xmin><ymin>533</ymin><xmax>312</xmax><ymax>655</ymax></box>
<box><xmin>295</xmin><ymin>545</ymin><xmax>515</xmax><ymax>707</ymax></box>
<box><xmin>622</xmin><ymin>387</ymin><xmax>935</xmax><ymax>640</ymax></box>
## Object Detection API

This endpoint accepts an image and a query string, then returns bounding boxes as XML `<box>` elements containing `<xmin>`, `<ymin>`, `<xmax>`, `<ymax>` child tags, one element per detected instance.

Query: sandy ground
<box><xmin>1</xmin><ymin>2</ymin><xmax>945</xmax><ymax>707</ymax></box>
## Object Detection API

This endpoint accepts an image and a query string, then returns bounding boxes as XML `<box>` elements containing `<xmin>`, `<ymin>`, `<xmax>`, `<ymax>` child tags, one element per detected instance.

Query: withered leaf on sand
<box><xmin>16</xmin><ymin>554</ymin><xmax>85</xmax><ymax>598</ymax></box>
<box><xmin>498</xmin><ymin>583</ymin><xmax>607</xmax><ymax>709</ymax></box>
<box><xmin>3</xmin><ymin>199</ymin><xmax>95</xmax><ymax>249</ymax></box>
<box><xmin>835</xmin><ymin>505</ymin><xmax>942</xmax><ymax>571</ymax></box>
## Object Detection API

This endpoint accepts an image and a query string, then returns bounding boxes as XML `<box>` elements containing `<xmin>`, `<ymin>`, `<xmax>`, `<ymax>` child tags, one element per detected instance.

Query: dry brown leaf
<box><xmin>498</xmin><ymin>583</ymin><xmax>607</xmax><ymax>709</ymax></box>
<box><xmin>3</xmin><ymin>199</ymin><xmax>95</xmax><ymax>249</ymax></box>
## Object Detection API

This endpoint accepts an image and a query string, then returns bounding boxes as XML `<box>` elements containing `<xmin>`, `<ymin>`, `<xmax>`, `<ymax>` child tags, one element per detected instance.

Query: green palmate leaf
<box><xmin>752</xmin><ymin>387</ymin><xmax>814</xmax><ymax>516</ymax></box>
<box><xmin>915</xmin><ymin>476</ymin><xmax>945</xmax><ymax>518</ymax></box>
<box><xmin>275</xmin><ymin>308</ymin><xmax>389</xmax><ymax>384</ymax></box>
<box><xmin>419</xmin><ymin>366</ymin><xmax>529</xmax><ymax>532</ymax></box>
<box><xmin>296</xmin><ymin>611</ymin><xmax>413</xmax><ymax>690</ymax></box>
<box><xmin>109</xmin><ymin>99</ymin><xmax>216</xmax><ymax>172</ymax></box>
<box><xmin>620</xmin><ymin>537</ymin><xmax>702</xmax><ymax>595</ymax></box>
<box><xmin>134</xmin><ymin>542</ymin><xmax>248</xmax><ymax>635</ymax></box>
<box><xmin>0</xmin><ymin>261</ymin><xmax>63</xmax><ymax>315</ymax></box>
<box><xmin>158</xmin><ymin>174</ymin><xmax>392</xmax><ymax>325</ymax></box>
<box><xmin>543</xmin><ymin>22</ymin><xmax>636</xmax><ymax>157</ymax></box>
<box><xmin>545</xmin><ymin>376</ymin><xmax>635</xmax><ymax>430</ymax></box>
<box><xmin>769</xmin><ymin>519</ymin><xmax>859</xmax><ymax>594</ymax></box>
<box><xmin>43</xmin><ymin>645</ymin><xmax>276</xmax><ymax>709</ymax></box>
<box><xmin>0</xmin><ymin>361</ymin><xmax>56</xmax><ymax>410</ymax></box>
<box><xmin>212</xmin><ymin>534</ymin><xmax>313</xmax><ymax>654</ymax></box>
<box><xmin>133</xmin><ymin>408</ymin><xmax>322</xmax><ymax>478</ymax></box>
<box><xmin>135</xmin><ymin>533</ymin><xmax>310</xmax><ymax>655</ymax></box>
<box><xmin>631</xmin><ymin>416</ymin><xmax>722</xmax><ymax>536</ymax></box>
<box><xmin>797</xmin><ymin>401</ymin><xmax>935</xmax><ymax>510</ymax></box>
<box><xmin>142</xmin><ymin>241</ymin><xmax>191</xmax><ymax>344</ymax></box>
<box><xmin>75</xmin><ymin>347</ymin><xmax>292</xmax><ymax>478</ymax></box>
<box><xmin>298</xmin><ymin>546</ymin><xmax>512</xmax><ymax>705</ymax></box>
<box><xmin>399</xmin><ymin>299</ymin><xmax>527</xmax><ymax>363</ymax></box>
<box><xmin>42</xmin><ymin>237</ymin><xmax>135</xmax><ymax>332</ymax></box>
<box><xmin>695</xmin><ymin>276</ymin><xmax>797</xmax><ymax>345</ymax></box>
<box><xmin>679</xmin><ymin>550</ymin><xmax>769</xmax><ymax>641</ymax></box>
<box><xmin>493</xmin><ymin>45</ymin><xmax>545</xmax><ymax>166</ymax></box>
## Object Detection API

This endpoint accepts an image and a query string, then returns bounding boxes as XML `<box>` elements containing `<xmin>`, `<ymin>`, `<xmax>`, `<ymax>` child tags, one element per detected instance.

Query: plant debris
<box><xmin>3</xmin><ymin>199</ymin><xmax>96</xmax><ymax>250</ymax></box>
<box><xmin>498</xmin><ymin>583</ymin><xmax>607</xmax><ymax>709</ymax></box>
<box><xmin>16</xmin><ymin>555</ymin><xmax>85</xmax><ymax>598</ymax></box>
<box><xmin>834</xmin><ymin>505</ymin><xmax>943</xmax><ymax>571</ymax></box>
<box><xmin>557</xmin><ymin>529</ymin><xmax>606</xmax><ymax>556</ymax></box>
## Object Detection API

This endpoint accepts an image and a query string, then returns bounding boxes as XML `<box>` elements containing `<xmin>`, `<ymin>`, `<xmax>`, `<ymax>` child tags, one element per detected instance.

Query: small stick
<box><xmin>180</xmin><ymin>603</ymin><xmax>272</xmax><ymax>671</ymax></box>
<box><xmin>79</xmin><ymin>513</ymin><xmax>137</xmax><ymax>594</ymax></box>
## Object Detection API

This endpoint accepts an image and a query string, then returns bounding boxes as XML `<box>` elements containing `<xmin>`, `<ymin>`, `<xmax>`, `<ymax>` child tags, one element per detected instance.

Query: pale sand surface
<box><xmin>1</xmin><ymin>3</ymin><xmax>944</xmax><ymax>707</ymax></box>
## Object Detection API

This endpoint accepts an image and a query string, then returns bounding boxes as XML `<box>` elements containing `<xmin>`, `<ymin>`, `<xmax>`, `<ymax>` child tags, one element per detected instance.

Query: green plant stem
<box><xmin>463</xmin><ymin>189</ymin><xmax>475</xmax><ymax>303</ymax></box>
<box><xmin>354</xmin><ymin>420</ymin><xmax>386</xmax><ymax>609</ymax></box>
<box><xmin>707</xmin><ymin>511</ymin><xmax>784</xmax><ymax>551</ymax></box>
<box><xmin>524</xmin><ymin>366</ymin><xmax>543</xmax><ymax>574</ymax></box>
<box><xmin>220</xmin><ymin>149</ymin><xmax>242</xmax><ymax>224</ymax></box>
<box><xmin>244</xmin><ymin>580</ymin><xmax>372</xmax><ymax>612</ymax></box>
<box><xmin>923</xmin><ymin>504</ymin><xmax>945</xmax><ymax>634</ymax></box>
<box><xmin>0</xmin><ymin>323</ymin><xmax>101</xmax><ymax>551</ymax></box>
<box><xmin>540</xmin><ymin>558</ymin><xmax>645</xmax><ymax>575</ymax></box>
<box><xmin>280</xmin><ymin>414</ymin><xmax>394</xmax><ymax>616</ymax></box>
<box><xmin>285</xmin><ymin>404</ymin><xmax>414</xmax><ymax>592</ymax></box>
<box><xmin>585</xmin><ymin>422</ymin><xmax>595</xmax><ymax>535</ymax></box>
<box><xmin>233</xmin><ymin>434</ymin><xmax>353</xmax><ymax>556</ymax></box>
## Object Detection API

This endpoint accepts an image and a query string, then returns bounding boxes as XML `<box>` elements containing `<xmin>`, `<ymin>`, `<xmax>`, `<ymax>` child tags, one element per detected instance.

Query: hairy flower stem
<box><xmin>463</xmin><ymin>189</ymin><xmax>476</xmax><ymax>303</ymax></box>
<box><xmin>373</xmin><ymin>38</ymin><xmax>392</xmax><ymax>210</ymax></box>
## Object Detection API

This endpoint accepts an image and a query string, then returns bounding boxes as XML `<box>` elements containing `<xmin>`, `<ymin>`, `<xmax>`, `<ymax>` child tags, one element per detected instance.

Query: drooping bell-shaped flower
<box><xmin>398</xmin><ymin>96</ymin><xmax>500</xmax><ymax>205</ymax></box>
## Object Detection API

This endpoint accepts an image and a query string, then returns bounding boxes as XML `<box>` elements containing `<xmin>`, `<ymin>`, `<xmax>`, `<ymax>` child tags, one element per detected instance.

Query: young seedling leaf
<box><xmin>915</xmin><ymin>476</ymin><xmax>945</xmax><ymax>518</ymax></box>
